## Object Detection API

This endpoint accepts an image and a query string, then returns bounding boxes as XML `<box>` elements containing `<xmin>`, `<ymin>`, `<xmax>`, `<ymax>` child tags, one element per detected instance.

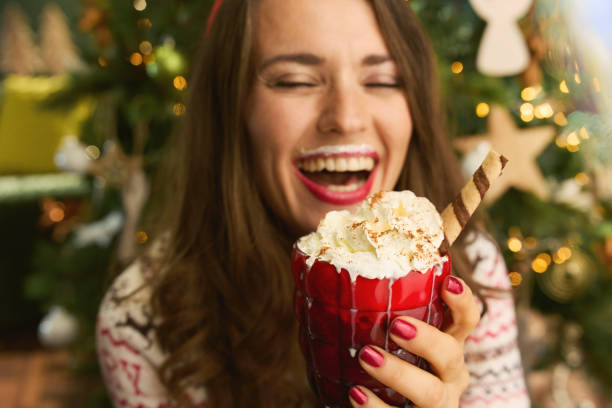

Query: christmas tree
<box><xmin>1</xmin><ymin>0</ymin><xmax>610</xmax><ymax>406</ymax></box>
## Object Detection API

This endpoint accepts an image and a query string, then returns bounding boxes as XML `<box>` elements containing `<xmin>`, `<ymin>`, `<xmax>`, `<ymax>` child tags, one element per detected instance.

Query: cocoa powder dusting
<box><xmin>318</xmin><ymin>246</ymin><xmax>330</xmax><ymax>256</ymax></box>
<box><xmin>369</xmin><ymin>191</ymin><xmax>385</xmax><ymax>206</ymax></box>
<box><xmin>350</xmin><ymin>221</ymin><xmax>366</xmax><ymax>230</ymax></box>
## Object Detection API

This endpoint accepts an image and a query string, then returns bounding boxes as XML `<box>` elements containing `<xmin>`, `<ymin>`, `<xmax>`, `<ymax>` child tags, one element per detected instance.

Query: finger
<box><xmin>348</xmin><ymin>385</ymin><xmax>389</xmax><ymax>408</ymax></box>
<box><xmin>441</xmin><ymin>276</ymin><xmax>481</xmax><ymax>342</ymax></box>
<box><xmin>358</xmin><ymin>345</ymin><xmax>446</xmax><ymax>408</ymax></box>
<box><xmin>389</xmin><ymin>316</ymin><xmax>466</xmax><ymax>382</ymax></box>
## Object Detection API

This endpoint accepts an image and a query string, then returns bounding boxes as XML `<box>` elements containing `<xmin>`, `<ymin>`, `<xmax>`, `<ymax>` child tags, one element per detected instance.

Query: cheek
<box><xmin>379</xmin><ymin>100</ymin><xmax>413</xmax><ymax>184</ymax></box>
<box><xmin>247</xmin><ymin>93</ymin><xmax>308</xmax><ymax>158</ymax></box>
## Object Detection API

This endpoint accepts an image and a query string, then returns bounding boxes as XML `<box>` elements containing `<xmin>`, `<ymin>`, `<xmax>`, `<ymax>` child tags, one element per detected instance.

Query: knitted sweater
<box><xmin>96</xmin><ymin>233</ymin><xmax>529</xmax><ymax>407</ymax></box>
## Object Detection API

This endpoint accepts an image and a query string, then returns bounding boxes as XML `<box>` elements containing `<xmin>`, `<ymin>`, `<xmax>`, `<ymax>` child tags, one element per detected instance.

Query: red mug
<box><xmin>292</xmin><ymin>244</ymin><xmax>451</xmax><ymax>407</ymax></box>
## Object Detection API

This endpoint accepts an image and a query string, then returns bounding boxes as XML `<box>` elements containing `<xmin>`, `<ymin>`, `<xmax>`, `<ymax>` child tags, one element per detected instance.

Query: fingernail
<box><xmin>349</xmin><ymin>386</ymin><xmax>368</xmax><ymax>405</ymax></box>
<box><xmin>446</xmin><ymin>276</ymin><xmax>464</xmax><ymax>294</ymax></box>
<box><xmin>390</xmin><ymin>319</ymin><xmax>417</xmax><ymax>340</ymax></box>
<box><xmin>360</xmin><ymin>346</ymin><xmax>384</xmax><ymax>367</ymax></box>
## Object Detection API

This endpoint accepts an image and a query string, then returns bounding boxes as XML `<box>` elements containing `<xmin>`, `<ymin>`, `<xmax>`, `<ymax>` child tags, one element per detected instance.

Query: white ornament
<box><xmin>460</xmin><ymin>141</ymin><xmax>492</xmax><ymax>180</ymax></box>
<box><xmin>551</xmin><ymin>179</ymin><xmax>594</xmax><ymax>212</ymax></box>
<box><xmin>469</xmin><ymin>0</ymin><xmax>532</xmax><ymax>76</ymax></box>
<box><xmin>72</xmin><ymin>210</ymin><xmax>124</xmax><ymax>248</ymax></box>
<box><xmin>54</xmin><ymin>135</ymin><xmax>92</xmax><ymax>173</ymax></box>
<box><xmin>38</xmin><ymin>306</ymin><xmax>79</xmax><ymax>348</ymax></box>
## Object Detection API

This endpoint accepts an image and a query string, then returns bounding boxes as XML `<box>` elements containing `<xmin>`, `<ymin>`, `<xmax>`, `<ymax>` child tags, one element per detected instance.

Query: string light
<box><xmin>536</xmin><ymin>253</ymin><xmax>552</xmax><ymax>266</ymax></box>
<box><xmin>574</xmin><ymin>73</ymin><xmax>582</xmax><ymax>84</ymax></box>
<box><xmin>130</xmin><ymin>52</ymin><xmax>143</xmax><ymax>66</ymax></box>
<box><xmin>555</xmin><ymin>134</ymin><xmax>567</xmax><ymax>148</ymax></box>
<box><xmin>137</xmin><ymin>18</ymin><xmax>152</xmax><ymax>29</ymax></box>
<box><xmin>451</xmin><ymin>61</ymin><xmax>464</xmax><ymax>74</ymax></box>
<box><xmin>49</xmin><ymin>207</ymin><xmax>65</xmax><ymax>223</ymax></box>
<box><xmin>173</xmin><ymin>103</ymin><xmax>186</xmax><ymax>116</ymax></box>
<box><xmin>520</xmin><ymin>103</ymin><xmax>534</xmax><ymax>122</ymax></box>
<box><xmin>560</xmin><ymin>80</ymin><xmax>570</xmax><ymax>94</ymax></box>
<box><xmin>579</xmin><ymin>127</ymin><xmax>589</xmax><ymax>139</ymax></box>
<box><xmin>476</xmin><ymin>102</ymin><xmax>490</xmax><ymax>118</ymax></box>
<box><xmin>507</xmin><ymin>237</ymin><xmax>523</xmax><ymax>253</ymax></box>
<box><xmin>534</xmin><ymin>103</ymin><xmax>554</xmax><ymax>119</ymax></box>
<box><xmin>136</xmin><ymin>231</ymin><xmax>149</xmax><ymax>244</ymax></box>
<box><xmin>85</xmin><ymin>145</ymin><xmax>101</xmax><ymax>160</ymax></box>
<box><xmin>133</xmin><ymin>0</ymin><xmax>147</xmax><ymax>11</ymax></box>
<box><xmin>554</xmin><ymin>112</ymin><xmax>568</xmax><ymax>126</ymax></box>
<box><xmin>553</xmin><ymin>247</ymin><xmax>572</xmax><ymax>264</ymax></box>
<box><xmin>509</xmin><ymin>272</ymin><xmax>523</xmax><ymax>286</ymax></box>
<box><xmin>574</xmin><ymin>172</ymin><xmax>590</xmax><ymax>186</ymax></box>
<box><xmin>173</xmin><ymin>76</ymin><xmax>187</xmax><ymax>90</ymax></box>
<box><xmin>521</xmin><ymin>86</ymin><xmax>541</xmax><ymax>102</ymax></box>
<box><xmin>98</xmin><ymin>57</ymin><xmax>108</xmax><ymax>67</ymax></box>
<box><xmin>41</xmin><ymin>198</ymin><xmax>67</xmax><ymax>226</ymax></box>
<box><xmin>139</xmin><ymin>41</ymin><xmax>153</xmax><ymax>55</ymax></box>
<box><xmin>531</xmin><ymin>257</ymin><xmax>548</xmax><ymax>273</ymax></box>
<box><xmin>567</xmin><ymin>131</ymin><xmax>580</xmax><ymax>144</ymax></box>
<box><xmin>593</xmin><ymin>77</ymin><xmax>601</xmax><ymax>92</ymax></box>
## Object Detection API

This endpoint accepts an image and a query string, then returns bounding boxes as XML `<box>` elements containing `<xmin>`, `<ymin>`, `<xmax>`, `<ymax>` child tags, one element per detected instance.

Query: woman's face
<box><xmin>245</xmin><ymin>0</ymin><xmax>412</xmax><ymax>235</ymax></box>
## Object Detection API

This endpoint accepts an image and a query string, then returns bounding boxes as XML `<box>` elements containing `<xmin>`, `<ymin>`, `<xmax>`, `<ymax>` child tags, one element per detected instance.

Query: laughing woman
<box><xmin>96</xmin><ymin>0</ymin><xmax>530</xmax><ymax>407</ymax></box>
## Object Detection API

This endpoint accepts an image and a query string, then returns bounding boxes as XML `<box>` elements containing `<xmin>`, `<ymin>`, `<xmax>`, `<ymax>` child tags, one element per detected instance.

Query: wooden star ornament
<box><xmin>454</xmin><ymin>105</ymin><xmax>555</xmax><ymax>203</ymax></box>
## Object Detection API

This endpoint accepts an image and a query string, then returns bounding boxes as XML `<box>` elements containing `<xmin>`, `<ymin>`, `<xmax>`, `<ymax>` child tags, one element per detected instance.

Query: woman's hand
<box><xmin>349</xmin><ymin>276</ymin><xmax>481</xmax><ymax>408</ymax></box>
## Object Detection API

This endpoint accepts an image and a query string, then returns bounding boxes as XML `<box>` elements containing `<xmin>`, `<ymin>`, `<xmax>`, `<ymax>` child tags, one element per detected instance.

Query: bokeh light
<box><xmin>554</xmin><ymin>112</ymin><xmax>568</xmax><ymax>126</ymax></box>
<box><xmin>136</xmin><ymin>231</ymin><xmax>148</xmax><ymax>244</ymax></box>
<box><xmin>173</xmin><ymin>76</ymin><xmax>187</xmax><ymax>91</ymax></box>
<box><xmin>133</xmin><ymin>0</ymin><xmax>147</xmax><ymax>11</ymax></box>
<box><xmin>508</xmin><ymin>237</ymin><xmax>523</xmax><ymax>253</ymax></box>
<box><xmin>574</xmin><ymin>172</ymin><xmax>590</xmax><ymax>185</ymax></box>
<box><xmin>139</xmin><ymin>41</ymin><xmax>153</xmax><ymax>55</ymax></box>
<box><xmin>451</xmin><ymin>61</ymin><xmax>464</xmax><ymax>74</ymax></box>
<box><xmin>130</xmin><ymin>52</ymin><xmax>143</xmax><ymax>66</ymax></box>
<box><xmin>476</xmin><ymin>102</ymin><xmax>490</xmax><ymax>118</ymax></box>
<box><xmin>173</xmin><ymin>103</ymin><xmax>186</xmax><ymax>116</ymax></box>
<box><xmin>509</xmin><ymin>272</ymin><xmax>523</xmax><ymax>286</ymax></box>
<box><xmin>85</xmin><ymin>145</ymin><xmax>100</xmax><ymax>160</ymax></box>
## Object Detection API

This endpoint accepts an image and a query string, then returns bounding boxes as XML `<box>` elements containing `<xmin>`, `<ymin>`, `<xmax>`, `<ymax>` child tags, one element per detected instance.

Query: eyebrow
<box><xmin>258</xmin><ymin>53</ymin><xmax>395</xmax><ymax>72</ymax></box>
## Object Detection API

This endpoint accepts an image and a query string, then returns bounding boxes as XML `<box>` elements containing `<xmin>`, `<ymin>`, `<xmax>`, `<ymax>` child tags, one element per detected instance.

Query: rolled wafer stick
<box><xmin>439</xmin><ymin>150</ymin><xmax>508</xmax><ymax>255</ymax></box>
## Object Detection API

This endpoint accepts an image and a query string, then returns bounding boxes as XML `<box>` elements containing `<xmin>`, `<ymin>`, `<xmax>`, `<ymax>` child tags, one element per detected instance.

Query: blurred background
<box><xmin>0</xmin><ymin>0</ymin><xmax>609</xmax><ymax>406</ymax></box>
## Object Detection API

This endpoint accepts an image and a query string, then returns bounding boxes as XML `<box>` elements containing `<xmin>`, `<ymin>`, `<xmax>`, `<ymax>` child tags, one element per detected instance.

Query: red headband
<box><xmin>206</xmin><ymin>0</ymin><xmax>224</xmax><ymax>34</ymax></box>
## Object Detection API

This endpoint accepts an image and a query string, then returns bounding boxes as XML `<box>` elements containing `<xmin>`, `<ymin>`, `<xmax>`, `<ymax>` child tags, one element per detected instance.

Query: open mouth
<box><xmin>293</xmin><ymin>147</ymin><xmax>379</xmax><ymax>206</ymax></box>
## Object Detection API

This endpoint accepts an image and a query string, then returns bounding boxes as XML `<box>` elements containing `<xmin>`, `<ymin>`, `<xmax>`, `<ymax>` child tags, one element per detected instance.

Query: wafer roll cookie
<box><xmin>440</xmin><ymin>150</ymin><xmax>508</xmax><ymax>251</ymax></box>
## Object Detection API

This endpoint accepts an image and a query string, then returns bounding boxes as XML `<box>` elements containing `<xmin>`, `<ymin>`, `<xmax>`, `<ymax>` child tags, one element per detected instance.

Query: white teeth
<box><xmin>297</xmin><ymin>156</ymin><xmax>376</xmax><ymax>173</ymax></box>
<box><xmin>316</xmin><ymin>157</ymin><xmax>325</xmax><ymax>172</ymax></box>
<box><xmin>327</xmin><ymin>182</ymin><xmax>363</xmax><ymax>192</ymax></box>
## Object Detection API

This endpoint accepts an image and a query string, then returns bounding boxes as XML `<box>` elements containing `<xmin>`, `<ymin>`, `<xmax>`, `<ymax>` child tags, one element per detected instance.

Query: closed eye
<box><xmin>364</xmin><ymin>83</ymin><xmax>401</xmax><ymax>88</ymax></box>
<box><xmin>274</xmin><ymin>81</ymin><xmax>317</xmax><ymax>88</ymax></box>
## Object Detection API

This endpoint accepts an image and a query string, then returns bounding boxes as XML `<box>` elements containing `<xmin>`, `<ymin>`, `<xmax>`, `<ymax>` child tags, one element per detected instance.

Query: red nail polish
<box><xmin>349</xmin><ymin>386</ymin><xmax>368</xmax><ymax>405</ymax></box>
<box><xmin>446</xmin><ymin>276</ymin><xmax>464</xmax><ymax>294</ymax></box>
<box><xmin>360</xmin><ymin>346</ymin><xmax>384</xmax><ymax>367</ymax></box>
<box><xmin>390</xmin><ymin>319</ymin><xmax>417</xmax><ymax>340</ymax></box>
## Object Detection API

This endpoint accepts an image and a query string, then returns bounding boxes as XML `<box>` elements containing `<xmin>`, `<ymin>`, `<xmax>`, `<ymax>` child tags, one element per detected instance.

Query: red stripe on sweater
<box><xmin>460</xmin><ymin>388</ymin><xmax>528</xmax><ymax>405</ymax></box>
<box><xmin>467</xmin><ymin>320</ymin><xmax>516</xmax><ymax>343</ymax></box>
<box><xmin>99</xmin><ymin>326</ymin><xmax>141</xmax><ymax>356</ymax></box>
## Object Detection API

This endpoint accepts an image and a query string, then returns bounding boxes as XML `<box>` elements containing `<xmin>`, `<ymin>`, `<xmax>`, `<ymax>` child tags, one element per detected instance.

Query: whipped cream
<box><xmin>297</xmin><ymin>190</ymin><xmax>447</xmax><ymax>281</ymax></box>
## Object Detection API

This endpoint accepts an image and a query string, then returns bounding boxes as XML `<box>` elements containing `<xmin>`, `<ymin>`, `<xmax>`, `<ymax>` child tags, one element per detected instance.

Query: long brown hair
<box><xmin>144</xmin><ymin>1</ymin><xmax>481</xmax><ymax>407</ymax></box>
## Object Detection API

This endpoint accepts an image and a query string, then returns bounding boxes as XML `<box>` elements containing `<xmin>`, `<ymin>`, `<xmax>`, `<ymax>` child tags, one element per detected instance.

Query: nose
<box><xmin>317</xmin><ymin>81</ymin><xmax>367</xmax><ymax>135</ymax></box>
